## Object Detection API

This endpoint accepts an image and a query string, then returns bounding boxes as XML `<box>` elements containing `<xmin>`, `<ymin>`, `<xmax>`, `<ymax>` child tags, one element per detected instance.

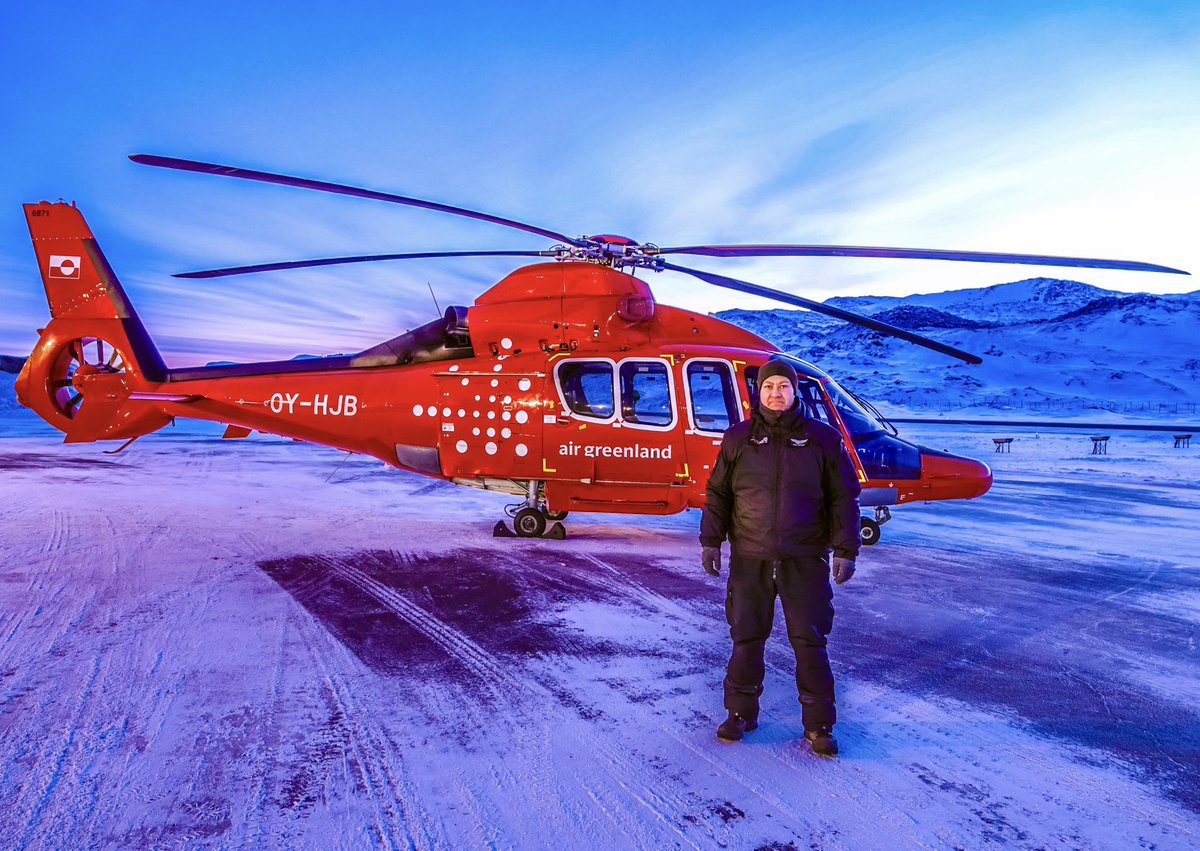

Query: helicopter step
<box><xmin>859</xmin><ymin>505</ymin><xmax>892</xmax><ymax>547</ymax></box>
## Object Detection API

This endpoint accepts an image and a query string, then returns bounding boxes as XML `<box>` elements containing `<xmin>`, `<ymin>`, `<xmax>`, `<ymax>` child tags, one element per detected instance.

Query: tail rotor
<box><xmin>48</xmin><ymin>337</ymin><xmax>128</xmax><ymax>421</ymax></box>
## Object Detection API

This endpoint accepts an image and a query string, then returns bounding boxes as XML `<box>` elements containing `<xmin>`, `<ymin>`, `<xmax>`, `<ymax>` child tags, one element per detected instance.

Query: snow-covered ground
<box><xmin>2</xmin><ymin>409</ymin><xmax>1198</xmax><ymax>850</ymax></box>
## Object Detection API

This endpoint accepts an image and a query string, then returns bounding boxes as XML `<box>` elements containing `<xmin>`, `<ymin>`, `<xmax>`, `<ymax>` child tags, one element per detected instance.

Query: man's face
<box><xmin>760</xmin><ymin>375</ymin><xmax>795</xmax><ymax>412</ymax></box>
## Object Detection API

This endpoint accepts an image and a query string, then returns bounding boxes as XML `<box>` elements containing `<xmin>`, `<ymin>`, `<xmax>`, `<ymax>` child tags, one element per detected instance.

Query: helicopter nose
<box><xmin>917</xmin><ymin>446</ymin><xmax>993</xmax><ymax>500</ymax></box>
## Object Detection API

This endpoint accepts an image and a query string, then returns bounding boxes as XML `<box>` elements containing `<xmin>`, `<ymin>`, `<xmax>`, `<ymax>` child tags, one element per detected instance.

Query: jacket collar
<box><xmin>751</xmin><ymin>400</ymin><xmax>806</xmax><ymax>435</ymax></box>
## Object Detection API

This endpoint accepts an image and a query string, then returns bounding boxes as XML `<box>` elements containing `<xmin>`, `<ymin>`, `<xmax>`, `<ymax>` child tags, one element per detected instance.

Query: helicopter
<box><xmin>15</xmin><ymin>155</ymin><xmax>1188</xmax><ymax>543</ymax></box>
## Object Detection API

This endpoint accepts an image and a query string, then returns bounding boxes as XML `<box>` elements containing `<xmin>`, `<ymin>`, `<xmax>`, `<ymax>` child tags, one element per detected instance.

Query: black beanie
<box><xmin>758</xmin><ymin>358</ymin><xmax>798</xmax><ymax>388</ymax></box>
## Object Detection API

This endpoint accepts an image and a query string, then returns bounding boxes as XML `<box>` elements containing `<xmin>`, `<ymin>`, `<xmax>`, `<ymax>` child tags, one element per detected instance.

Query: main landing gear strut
<box><xmin>494</xmin><ymin>482</ymin><xmax>568</xmax><ymax>539</ymax></box>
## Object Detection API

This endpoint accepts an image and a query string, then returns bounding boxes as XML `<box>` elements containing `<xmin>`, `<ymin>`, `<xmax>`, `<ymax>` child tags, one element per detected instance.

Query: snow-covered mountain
<box><xmin>824</xmin><ymin>277</ymin><xmax>1123</xmax><ymax>324</ymax></box>
<box><xmin>720</xmin><ymin>278</ymin><xmax>1199</xmax><ymax>417</ymax></box>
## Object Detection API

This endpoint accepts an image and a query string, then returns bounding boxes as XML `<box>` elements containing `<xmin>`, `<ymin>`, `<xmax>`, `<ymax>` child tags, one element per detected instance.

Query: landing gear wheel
<box><xmin>860</xmin><ymin>517</ymin><xmax>880</xmax><ymax>546</ymax></box>
<box><xmin>544</xmin><ymin>510</ymin><xmax>569</xmax><ymax>522</ymax></box>
<box><xmin>514</xmin><ymin>507</ymin><xmax>547</xmax><ymax>538</ymax></box>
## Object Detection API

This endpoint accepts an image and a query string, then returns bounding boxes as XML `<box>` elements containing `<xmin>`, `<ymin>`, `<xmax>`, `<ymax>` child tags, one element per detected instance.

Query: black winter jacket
<box><xmin>699</xmin><ymin>403</ymin><xmax>862</xmax><ymax>560</ymax></box>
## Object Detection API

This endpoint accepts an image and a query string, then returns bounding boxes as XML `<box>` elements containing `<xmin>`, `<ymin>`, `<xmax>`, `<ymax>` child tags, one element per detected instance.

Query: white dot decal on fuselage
<box><xmin>485</xmin><ymin>442</ymin><xmax>498</xmax><ymax>455</ymax></box>
<box><xmin>515</xmin><ymin>443</ymin><xmax>528</xmax><ymax>457</ymax></box>
<box><xmin>455</xmin><ymin>440</ymin><xmax>468</xmax><ymax>453</ymax></box>
<box><xmin>518</xmin><ymin>379</ymin><xmax>531</xmax><ymax>391</ymax></box>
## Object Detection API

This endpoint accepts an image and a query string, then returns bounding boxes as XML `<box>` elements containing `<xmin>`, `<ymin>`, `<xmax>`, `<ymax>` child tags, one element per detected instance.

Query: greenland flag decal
<box><xmin>49</xmin><ymin>255</ymin><xmax>82</xmax><ymax>279</ymax></box>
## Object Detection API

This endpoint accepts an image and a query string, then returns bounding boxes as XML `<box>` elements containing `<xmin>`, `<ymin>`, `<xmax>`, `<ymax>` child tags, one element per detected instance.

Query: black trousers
<box><xmin>723</xmin><ymin>554</ymin><xmax>836</xmax><ymax>728</ymax></box>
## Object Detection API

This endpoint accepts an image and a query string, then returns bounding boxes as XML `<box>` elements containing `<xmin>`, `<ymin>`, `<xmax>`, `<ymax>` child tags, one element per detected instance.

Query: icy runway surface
<box><xmin>1</xmin><ymin>416</ymin><xmax>1198</xmax><ymax>850</ymax></box>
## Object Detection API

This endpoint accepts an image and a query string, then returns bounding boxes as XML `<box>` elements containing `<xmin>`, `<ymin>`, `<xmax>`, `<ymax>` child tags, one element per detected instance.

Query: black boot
<box><xmin>804</xmin><ymin>724</ymin><xmax>838</xmax><ymax>757</ymax></box>
<box><xmin>717</xmin><ymin>713</ymin><xmax>758</xmax><ymax>742</ymax></box>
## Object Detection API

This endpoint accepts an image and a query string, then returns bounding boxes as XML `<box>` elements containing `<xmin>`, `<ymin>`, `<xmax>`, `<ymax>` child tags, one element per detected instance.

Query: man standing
<box><xmin>700</xmin><ymin>357</ymin><xmax>861</xmax><ymax>756</ymax></box>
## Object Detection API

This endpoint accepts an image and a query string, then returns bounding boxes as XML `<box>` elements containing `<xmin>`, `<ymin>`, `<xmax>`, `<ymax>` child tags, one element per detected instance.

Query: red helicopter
<box><xmin>15</xmin><ymin>155</ymin><xmax>1187</xmax><ymax>542</ymax></box>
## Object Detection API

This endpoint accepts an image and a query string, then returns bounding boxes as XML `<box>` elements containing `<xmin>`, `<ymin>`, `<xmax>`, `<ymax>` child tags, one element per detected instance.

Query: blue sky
<box><xmin>2</xmin><ymin>2</ymin><xmax>1197</xmax><ymax>364</ymax></box>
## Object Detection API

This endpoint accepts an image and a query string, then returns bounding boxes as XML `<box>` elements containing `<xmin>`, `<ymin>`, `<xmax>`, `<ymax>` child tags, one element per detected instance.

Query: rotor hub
<box><xmin>554</xmin><ymin>235</ymin><xmax>664</xmax><ymax>270</ymax></box>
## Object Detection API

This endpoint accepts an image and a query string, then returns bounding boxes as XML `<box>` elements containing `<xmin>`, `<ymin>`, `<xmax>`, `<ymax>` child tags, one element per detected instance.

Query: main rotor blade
<box><xmin>660</xmin><ymin>261</ymin><xmax>984</xmax><ymax>364</ymax></box>
<box><xmin>653</xmin><ymin>244</ymin><xmax>1189</xmax><ymax>275</ymax></box>
<box><xmin>174</xmin><ymin>250</ymin><xmax>557</xmax><ymax>279</ymax></box>
<box><xmin>130</xmin><ymin>154</ymin><xmax>585</xmax><ymax>247</ymax></box>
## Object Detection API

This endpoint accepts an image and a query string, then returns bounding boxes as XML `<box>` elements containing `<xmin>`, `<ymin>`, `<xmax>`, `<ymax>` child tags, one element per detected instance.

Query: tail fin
<box><xmin>17</xmin><ymin>202</ymin><xmax>172</xmax><ymax>441</ymax></box>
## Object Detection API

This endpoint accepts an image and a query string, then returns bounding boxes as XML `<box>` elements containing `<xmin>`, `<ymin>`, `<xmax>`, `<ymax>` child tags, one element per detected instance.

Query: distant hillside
<box><xmin>825</xmin><ymin>277</ymin><xmax>1122</xmax><ymax>324</ymax></box>
<box><xmin>718</xmin><ymin>278</ymin><xmax>1200</xmax><ymax>417</ymax></box>
<box><xmin>1</xmin><ymin>355</ymin><xmax>26</xmax><ymax>375</ymax></box>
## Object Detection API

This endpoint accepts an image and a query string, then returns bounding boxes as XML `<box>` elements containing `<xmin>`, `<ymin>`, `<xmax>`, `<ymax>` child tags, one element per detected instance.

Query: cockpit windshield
<box><xmin>820</xmin><ymin>377</ymin><xmax>888</xmax><ymax>437</ymax></box>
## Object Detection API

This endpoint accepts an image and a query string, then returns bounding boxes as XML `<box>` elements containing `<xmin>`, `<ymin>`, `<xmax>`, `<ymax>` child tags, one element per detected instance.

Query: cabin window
<box><xmin>619</xmin><ymin>361</ymin><xmax>673</xmax><ymax>427</ymax></box>
<box><xmin>557</xmin><ymin>360</ymin><xmax>615</xmax><ymax>419</ymax></box>
<box><xmin>686</xmin><ymin>361</ymin><xmax>738</xmax><ymax>432</ymax></box>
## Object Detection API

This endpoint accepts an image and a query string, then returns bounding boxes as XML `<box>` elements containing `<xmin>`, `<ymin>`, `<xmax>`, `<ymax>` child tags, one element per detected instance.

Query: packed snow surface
<box><xmin>1</xmin><ymin>408</ymin><xmax>1198</xmax><ymax>850</ymax></box>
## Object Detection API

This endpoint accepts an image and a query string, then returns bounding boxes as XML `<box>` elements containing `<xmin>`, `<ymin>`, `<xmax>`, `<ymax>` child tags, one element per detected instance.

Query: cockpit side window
<box><xmin>822</xmin><ymin>379</ymin><xmax>885</xmax><ymax>436</ymax></box>
<box><xmin>686</xmin><ymin>361</ymin><xmax>738</xmax><ymax>432</ymax></box>
<box><xmin>619</xmin><ymin>360</ymin><xmax>673</xmax><ymax>427</ymax></box>
<box><xmin>557</xmin><ymin>360</ymin><xmax>615</xmax><ymax>419</ymax></box>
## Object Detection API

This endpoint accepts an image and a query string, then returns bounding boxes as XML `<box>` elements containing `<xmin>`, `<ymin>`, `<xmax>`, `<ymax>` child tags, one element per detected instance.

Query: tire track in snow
<box><xmin>287</xmin><ymin>605</ymin><xmax>440</xmax><ymax>850</ymax></box>
<box><xmin>321</xmin><ymin>552</ymin><xmax>728</xmax><ymax>848</ymax></box>
<box><xmin>7</xmin><ymin>504</ymin><xmax>124</xmax><ymax>828</ymax></box>
<box><xmin>12</xmin><ymin>655</ymin><xmax>103</xmax><ymax>851</ymax></box>
<box><xmin>2</xmin><ymin>502</ymin><xmax>140</xmax><ymax>849</ymax></box>
<box><xmin>238</xmin><ymin>604</ymin><xmax>291</xmax><ymax>850</ymax></box>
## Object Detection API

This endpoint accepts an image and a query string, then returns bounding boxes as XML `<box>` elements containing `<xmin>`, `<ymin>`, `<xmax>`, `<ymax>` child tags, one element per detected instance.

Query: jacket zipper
<box><xmin>772</xmin><ymin>428</ymin><xmax>783</xmax><ymax>555</ymax></box>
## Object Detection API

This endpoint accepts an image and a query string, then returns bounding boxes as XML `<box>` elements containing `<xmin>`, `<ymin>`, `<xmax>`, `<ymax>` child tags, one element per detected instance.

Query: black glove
<box><xmin>832</xmin><ymin>557</ymin><xmax>856</xmax><ymax>585</ymax></box>
<box><xmin>702</xmin><ymin>546</ymin><xmax>722</xmax><ymax>577</ymax></box>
